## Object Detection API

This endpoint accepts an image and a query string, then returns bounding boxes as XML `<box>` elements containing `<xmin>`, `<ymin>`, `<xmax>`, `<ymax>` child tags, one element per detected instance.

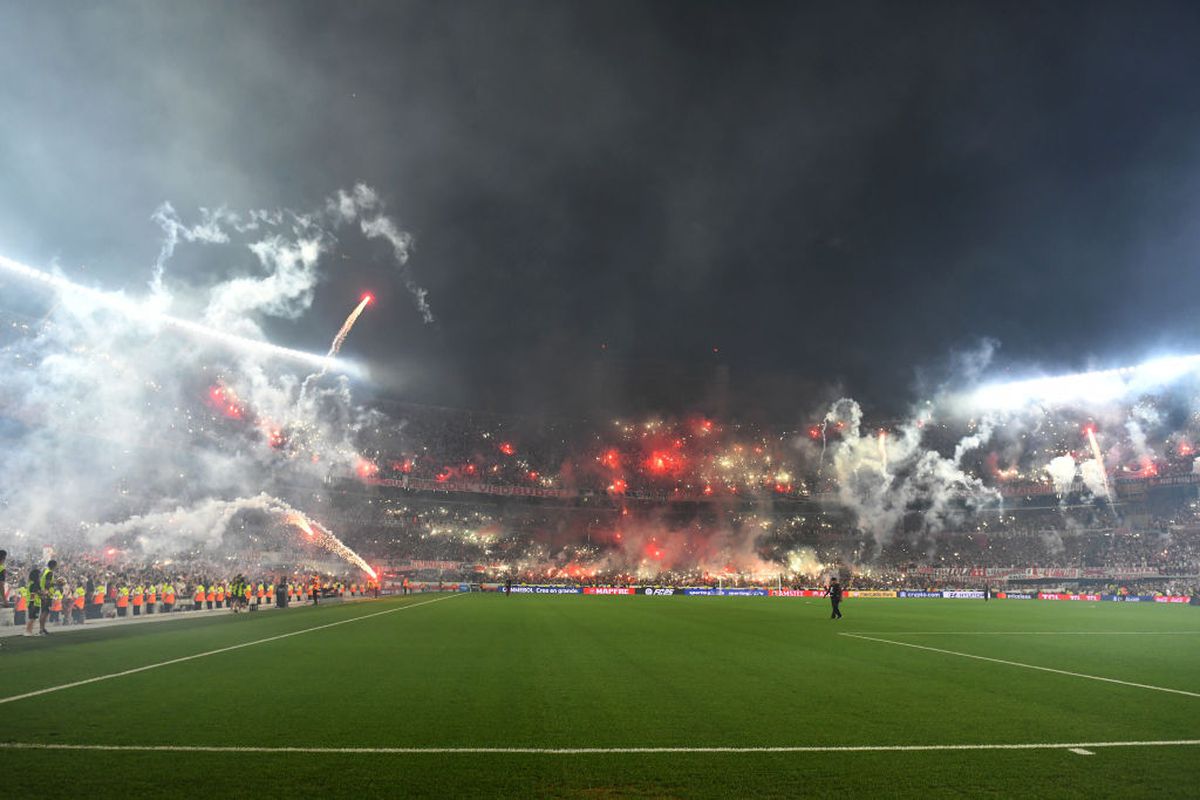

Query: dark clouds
<box><xmin>4</xmin><ymin>1</ymin><xmax>1200</xmax><ymax>420</ymax></box>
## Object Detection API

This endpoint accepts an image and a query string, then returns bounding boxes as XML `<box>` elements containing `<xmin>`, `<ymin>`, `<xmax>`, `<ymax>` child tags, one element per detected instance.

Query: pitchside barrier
<box><xmin>486</xmin><ymin>586</ymin><xmax>1196</xmax><ymax>603</ymax></box>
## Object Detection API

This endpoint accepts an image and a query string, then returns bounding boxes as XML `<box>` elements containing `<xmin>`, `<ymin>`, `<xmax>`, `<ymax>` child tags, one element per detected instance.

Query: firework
<box><xmin>1084</xmin><ymin>425</ymin><xmax>1113</xmax><ymax>503</ymax></box>
<box><xmin>286</xmin><ymin>511</ymin><xmax>377</xmax><ymax>578</ymax></box>
<box><xmin>0</xmin><ymin>252</ymin><xmax>355</xmax><ymax>373</ymax></box>
<box><xmin>326</xmin><ymin>294</ymin><xmax>373</xmax><ymax>359</ymax></box>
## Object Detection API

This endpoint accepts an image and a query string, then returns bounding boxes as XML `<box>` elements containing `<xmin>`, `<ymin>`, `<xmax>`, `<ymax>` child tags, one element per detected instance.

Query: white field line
<box><xmin>0</xmin><ymin>740</ymin><xmax>1198</xmax><ymax>755</ymax></box>
<box><xmin>1069</xmin><ymin>748</ymin><xmax>1095</xmax><ymax>755</ymax></box>
<box><xmin>840</xmin><ymin>633</ymin><xmax>1200</xmax><ymax>698</ymax></box>
<box><xmin>844</xmin><ymin>631</ymin><xmax>1200</xmax><ymax>636</ymax></box>
<box><xmin>0</xmin><ymin>593</ymin><xmax>461</xmax><ymax>706</ymax></box>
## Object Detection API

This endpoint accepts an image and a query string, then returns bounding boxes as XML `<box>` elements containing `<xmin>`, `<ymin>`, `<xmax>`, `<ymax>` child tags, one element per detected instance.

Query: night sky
<box><xmin>4</xmin><ymin>1</ymin><xmax>1200</xmax><ymax>421</ymax></box>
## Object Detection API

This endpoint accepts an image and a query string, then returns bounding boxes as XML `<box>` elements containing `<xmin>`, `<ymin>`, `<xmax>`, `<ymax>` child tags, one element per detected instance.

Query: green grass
<box><xmin>2</xmin><ymin>594</ymin><xmax>1199</xmax><ymax>797</ymax></box>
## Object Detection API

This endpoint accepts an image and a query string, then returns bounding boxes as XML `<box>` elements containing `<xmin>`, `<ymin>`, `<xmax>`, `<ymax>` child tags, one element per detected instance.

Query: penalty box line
<box><xmin>840</xmin><ymin>633</ymin><xmax>1200</xmax><ymax>698</ymax></box>
<box><xmin>0</xmin><ymin>593</ymin><xmax>462</xmax><ymax>707</ymax></box>
<box><xmin>0</xmin><ymin>740</ymin><xmax>1199</xmax><ymax>755</ymax></box>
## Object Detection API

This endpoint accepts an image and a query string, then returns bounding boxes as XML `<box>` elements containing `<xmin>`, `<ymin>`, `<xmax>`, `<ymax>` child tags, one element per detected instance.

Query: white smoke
<box><xmin>1124</xmin><ymin>402</ymin><xmax>1161</xmax><ymax>463</ymax></box>
<box><xmin>0</xmin><ymin>185</ymin><xmax>421</xmax><ymax>562</ymax></box>
<box><xmin>149</xmin><ymin>202</ymin><xmax>234</xmax><ymax>298</ymax></box>
<box><xmin>88</xmin><ymin>494</ymin><xmax>290</xmax><ymax>553</ymax></box>
<box><xmin>825</xmin><ymin>398</ymin><xmax>1000</xmax><ymax>550</ymax></box>
<box><xmin>1079</xmin><ymin>458</ymin><xmax>1109</xmax><ymax>498</ymax></box>
<box><xmin>330</xmin><ymin>183</ymin><xmax>433</xmax><ymax>323</ymax></box>
<box><xmin>1045</xmin><ymin>455</ymin><xmax>1078</xmax><ymax>495</ymax></box>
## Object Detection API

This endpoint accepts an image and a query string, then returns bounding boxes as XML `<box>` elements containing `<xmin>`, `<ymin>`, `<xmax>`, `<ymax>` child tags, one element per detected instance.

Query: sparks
<box><xmin>285</xmin><ymin>512</ymin><xmax>377</xmax><ymax>579</ymax></box>
<box><xmin>325</xmin><ymin>294</ymin><xmax>373</xmax><ymax>360</ymax></box>
<box><xmin>1084</xmin><ymin>425</ymin><xmax>1113</xmax><ymax>503</ymax></box>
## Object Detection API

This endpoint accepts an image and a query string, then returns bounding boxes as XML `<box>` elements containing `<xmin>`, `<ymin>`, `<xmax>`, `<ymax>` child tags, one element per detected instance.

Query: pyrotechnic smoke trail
<box><xmin>286</xmin><ymin>512</ymin><xmax>377</xmax><ymax>579</ymax></box>
<box><xmin>325</xmin><ymin>294</ymin><xmax>372</xmax><ymax>360</ymax></box>
<box><xmin>300</xmin><ymin>294</ymin><xmax>373</xmax><ymax>396</ymax></box>
<box><xmin>877</xmin><ymin>429</ymin><xmax>889</xmax><ymax>476</ymax></box>
<box><xmin>817</xmin><ymin>422</ymin><xmax>829</xmax><ymax>478</ymax></box>
<box><xmin>1084</xmin><ymin>426</ymin><xmax>1114</xmax><ymax>505</ymax></box>
<box><xmin>0</xmin><ymin>253</ymin><xmax>352</xmax><ymax>374</ymax></box>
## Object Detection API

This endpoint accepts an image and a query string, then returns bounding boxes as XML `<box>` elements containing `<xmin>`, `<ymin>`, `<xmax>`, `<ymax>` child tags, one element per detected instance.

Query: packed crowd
<box><xmin>350</xmin><ymin>398</ymin><xmax>1200</xmax><ymax>504</ymax></box>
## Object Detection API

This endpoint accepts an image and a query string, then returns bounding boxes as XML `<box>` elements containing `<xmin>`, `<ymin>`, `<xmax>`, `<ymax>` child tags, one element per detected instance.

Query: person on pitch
<box><xmin>26</xmin><ymin>560</ymin><xmax>58</xmax><ymax>636</ymax></box>
<box><xmin>825</xmin><ymin>576</ymin><xmax>843</xmax><ymax>620</ymax></box>
<box><xmin>0</xmin><ymin>549</ymin><xmax>8</xmax><ymax>608</ymax></box>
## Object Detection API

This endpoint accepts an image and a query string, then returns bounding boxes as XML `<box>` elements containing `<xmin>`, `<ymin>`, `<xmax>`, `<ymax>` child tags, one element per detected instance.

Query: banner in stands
<box><xmin>769</xmin><ymin>589</ymin><xmax>825</xmax><ymax>597</ymax></box>
<box><xmin>638</xmin><ymin>587</ymin><xmax>681</xmax><ymax>595</ymax></box>
<box><xmin>1100</xmin><ymin>594</ymin><xmax>1157</xmax><ymax>602</ymax></box>
<box><xmin>912</xmin><ymin>565</ymin><xmax>1170</xmax><ymax>581</ymax></box>
<box><xmin>507</xmin><ymin>585</ymin><xmax>582</xmax><ymax>594</ymax></box>
<box><xmin>1037</xmin><ymin>593</ymin><xmax>1101</xmax><ymax>601</ymax></box>
<box><xmin>363</xmin><ymin>475</ymin><xmax>573</xmax><ymax>499</ymax></box>
<box><xmin>942</xmin><ymin>591</ymin><xmax>986</xmax><ymax>599</ymax></box>
<box><xmin>913</xmin><ymin>567</ymin><xmax>986</xmax><ymax>577</ymax></box>
<box><xmin>998</xmin><ymin>592</ymin><xmax>1036</xmax><ymax>600</ymax></box>
<box><xmin>583</xmin><ymin>587</ymin><xmax>635</xmax><ymax>595</ymax></box>
<box><xmin>396</xmin><ymin>560</ymin><xmax>462</xmax><ymax>572</ymax></box>
<box><xmin>897</xmin><ymin>591</ymin><xmax>943</xmax><ymax>598</ymax></box>
<box><xmin>1153</xmin><ymin>595</ymin><xmax>1192</xmax><ymax>603</ymax></box>
<box><xmin>846</xmin><ymin>590</ymin><xmax>898</xmax><ymax>598</ymax></box>
<box><xmin>1100</xmin><ymin>567</ymin><xmax>1169</xmax><ymax>579</ymax></box>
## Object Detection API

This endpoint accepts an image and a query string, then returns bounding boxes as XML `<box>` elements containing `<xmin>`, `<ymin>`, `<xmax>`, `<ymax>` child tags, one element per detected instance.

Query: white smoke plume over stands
<box><xmin>88</xmin><ymin>493</ymin><xmax>374</xmax><ymax>577</ymax></box>
<box><xmin>825</xmin><ymin>398</ymin><xmax>1000</xmax><ymax>550</ymax></box>
<box><xmin>1079</xmin><ymin>458</ymin><xmax>1110</xmax><ymax>499</ymax></box>
<box><xmin>1125</xmin><ymin>402</ymin><xmax>1162</xmax><ymax>463</ymax></box>
<box><xmin>1046</xmin><ymin>455</ymin><xmax>1078</xmax><ymax>495</ymax></box>
<box><xmin>0</xmin><ymin>185</ymin><xmax>420</xmax><ymax>563</ymax></box>
<box><xmin>88</xmin><ymin>494</ymin><xmax>291</xmax><ymax>554</ymax></box>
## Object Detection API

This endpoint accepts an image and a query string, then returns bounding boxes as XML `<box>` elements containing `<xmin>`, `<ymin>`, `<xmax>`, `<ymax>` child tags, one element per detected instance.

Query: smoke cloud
<box><xmin>825</xmin><ymin>398</ymin><xmax>1000</xmax><ymax>551</ymax></box>
<box><xmin>0</xmin><ymin>185</ymin><xmax>422</xmax><ymax>570</ymax></box>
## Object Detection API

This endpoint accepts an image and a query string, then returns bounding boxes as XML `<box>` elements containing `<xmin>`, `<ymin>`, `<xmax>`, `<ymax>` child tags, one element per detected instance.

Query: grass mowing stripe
<box><xmin>1</xmin><ymin>740</ymin><xmax>1199</xmax><ymax>754</ymax></box>
<box><xmin>840</xmin><ymin>632</ymin><xmax>1200</xmax><ymax>698</ymax></box>
<box><xmin>0</xmin><ymin>593</ymin><xmax>461</xmax><ymax>706</ymax></box>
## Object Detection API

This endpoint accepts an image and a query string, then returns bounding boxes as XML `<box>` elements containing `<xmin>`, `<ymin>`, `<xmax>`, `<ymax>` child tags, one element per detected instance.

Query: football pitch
<box><xmin>2</xmin><ymin>593</ymin><xmax>1198</xmax><ymax>798</ymax></box>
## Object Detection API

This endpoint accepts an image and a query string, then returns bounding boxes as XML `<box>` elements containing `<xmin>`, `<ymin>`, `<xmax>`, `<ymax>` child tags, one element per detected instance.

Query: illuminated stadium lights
<box><xmin>971</xmin><ymin>354</ymin><xmax>1200</xmax><ymax>409</ymax></box>
<box><xmin>0</xmin><ymin>253</ymin><xmax>361</xmax><ymax>375</ymax></box>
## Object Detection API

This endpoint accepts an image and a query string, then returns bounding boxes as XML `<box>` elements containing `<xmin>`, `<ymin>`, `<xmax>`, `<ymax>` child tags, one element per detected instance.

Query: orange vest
<box><xmin>147</xmin><ymin>589</ymin><xmax>157</xmax><ymax>604</ymax></box>
<box><xmin>74</xmin><ymin>594</ymin><xmax>85</xmax><ymax>609</ymax></box>
<box><xmin>206</xmin><ymin>590</ymin><xmax>215</xmax><ymax>602</ymax></box>
<box><xmin>256</xmin><ymin>585</ymin><xmax>264</xmax><ymax>599</ymax></box>
<box><xmin>132</xmin><ymin>592</ymin><xmax>143</xmax><ymax>607</ymax></box>
<box><xmin>216</xmin><ymin>587</ymin><xmax>225</xmax><ymax>602</ymax></box>
<box><xmin>16</xmin><ymin>594</ymin><xmax>27</xmax><ymax>612</ymax></box>
<box><xmin>165</xmin><ymin>591</ymin><xmax>175</xmax><ymax>604</ymax></box>
<box><xmin>288</xmin><ymin>586</ymin><xmax>294</xmax><ymax>598</ymax></box>
<box><xmin>116</xmin><ymin>594</ymin><xmax>128</xmax><ymax>608</ymax></box>
<box><xmin>195</xmin><ymin>588</ymin><xmax>205</xmax><ymax>603</ymax></box>
<box><xmin>51</xmin><ymin>595</ymin><xmax>63</xmax><ymax>612</ymax></box>
<box><xmin>93</xmin><ymin>591</ymin><xmax>105</xmax><ymax>605</ymax></box>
